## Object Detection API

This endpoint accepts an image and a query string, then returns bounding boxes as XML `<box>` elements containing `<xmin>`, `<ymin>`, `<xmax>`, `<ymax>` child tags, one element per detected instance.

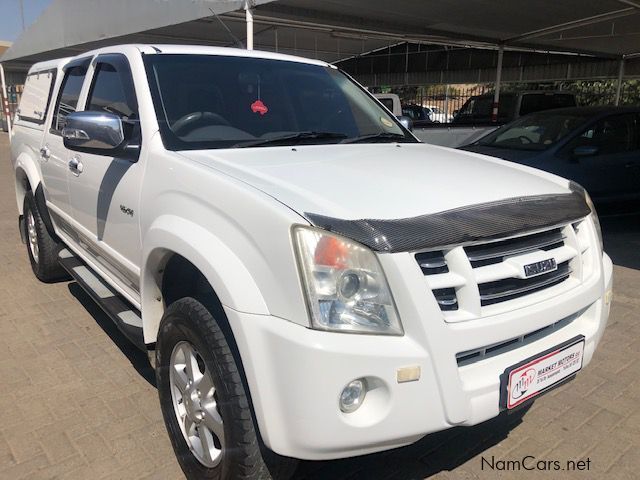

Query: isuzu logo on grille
<box><xmin>524</xmin><ymin>258</ymin><xmax>557</xmax><ymax>277</ymax></box>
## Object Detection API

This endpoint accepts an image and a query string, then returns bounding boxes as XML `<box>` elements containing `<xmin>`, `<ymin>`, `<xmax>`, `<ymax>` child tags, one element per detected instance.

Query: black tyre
<box><xmin>23</xmin><ymin>191</ymin><xmax>67</xmax><ymax>282</ymax></box>
<box><xmin>156</xmin><ymin>297</ymin><xmax>297</xmax><ymax>480</ymax></box>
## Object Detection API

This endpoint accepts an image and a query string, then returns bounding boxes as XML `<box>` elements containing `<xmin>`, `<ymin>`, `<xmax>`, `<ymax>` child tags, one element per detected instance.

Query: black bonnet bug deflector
<box><xmin>305</xmin><ymin>192</ymin><xmax>591</xmax><ymax>253</ymax></box>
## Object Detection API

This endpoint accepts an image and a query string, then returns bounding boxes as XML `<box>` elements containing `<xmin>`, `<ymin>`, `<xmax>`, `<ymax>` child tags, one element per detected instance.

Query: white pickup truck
<box><xmin>10</xmin><ymin>45</ymin><xmax>612</xmax><ymax>480</ymax></box>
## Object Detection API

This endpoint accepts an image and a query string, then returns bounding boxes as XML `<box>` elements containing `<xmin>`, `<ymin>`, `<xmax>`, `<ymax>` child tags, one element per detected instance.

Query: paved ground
<box><xmin>1</xmin><ymin>132</ymin><xmax>639</xmax><ymax>480</ymax></box>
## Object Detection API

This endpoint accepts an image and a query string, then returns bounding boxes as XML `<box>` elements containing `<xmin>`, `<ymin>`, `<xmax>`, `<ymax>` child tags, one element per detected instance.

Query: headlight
<box><xmin>570</xmin><ymin>181</ymin><xmax>603</xmax><ymax>253</ymax></box>
<box><xmin>293</xmin><ymin>226</ymin><xmax>403</xmax><ymax>335</ymax></box>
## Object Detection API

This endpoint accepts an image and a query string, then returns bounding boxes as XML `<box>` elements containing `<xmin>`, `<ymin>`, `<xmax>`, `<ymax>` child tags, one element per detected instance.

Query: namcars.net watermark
<box><xmin>481</xmin><ymin>455</ymin><xmax>591</xmax><ymax>472</ymax></box>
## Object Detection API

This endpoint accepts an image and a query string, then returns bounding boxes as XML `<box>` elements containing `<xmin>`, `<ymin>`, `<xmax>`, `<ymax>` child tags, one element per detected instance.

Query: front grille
<box><xmin>416</xmin><ymin>222</ymin><xmax>590</xmax><ymax>317</ymax></box>
<box><xmin>478</xmin><ymin>260</ymin><xmax>571</xmax><ymax>306</ymax></box>
<box><xmin>456</xmin><ymin>311</ymin><xmax>580</xmax><ymax>366</ymax></box>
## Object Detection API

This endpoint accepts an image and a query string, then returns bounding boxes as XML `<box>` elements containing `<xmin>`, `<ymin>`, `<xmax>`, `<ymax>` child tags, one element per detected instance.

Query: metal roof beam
<box><xmin>238</xmin><ymin>6</ymin><xmax>621</xmax><ymax>59</ymax></box>
<box><xmin>618</xmin><ymin>0</ymin><xmax>640</xmax><ymax>8</ymax></box>
<box><xmin>504</xmin><ymin>7</ymin><xmax>639</xmax><ymax>44</ymax></box>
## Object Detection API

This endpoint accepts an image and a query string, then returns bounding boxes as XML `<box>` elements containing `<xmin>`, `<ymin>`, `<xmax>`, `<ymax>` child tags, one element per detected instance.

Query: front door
<box><xmin>65</xmin><ymin>54</ymin><xmax>144</xmax><ymax>301</ymax></box>
<box><xmin>559</xmin><ymin>113</ymin><xmax>640</xmax><ymax>202</ymax></box>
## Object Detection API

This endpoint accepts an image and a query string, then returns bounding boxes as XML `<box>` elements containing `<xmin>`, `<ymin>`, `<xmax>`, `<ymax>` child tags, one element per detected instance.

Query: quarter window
<box><xmin>17</xmin><ymin>70</ymin><xmax>56</xmax><ymax>124</ymax></box>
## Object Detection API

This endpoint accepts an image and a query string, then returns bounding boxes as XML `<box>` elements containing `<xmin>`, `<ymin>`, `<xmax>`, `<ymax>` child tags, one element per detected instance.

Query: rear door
<box><xmin>65</xmin><ymin>53</ymin><xmax>143</xmax><ymax>300</ymax></box>
<box><xmin>40</xmin><ymin>60</ymin><xmax>89</xmax><ymax>222</ymax></box>
<box><xmin>558</xmin><ymin>113</ymin><xmax>640</xmax><ymax>201</ymax></box>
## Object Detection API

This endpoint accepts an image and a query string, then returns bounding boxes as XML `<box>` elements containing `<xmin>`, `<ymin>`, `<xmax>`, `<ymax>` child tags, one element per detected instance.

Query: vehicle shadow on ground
<box><xmin>293</xmin><ymin>406</ymin><xmax>529</xmax><ymax>479</ymax></box>
<box><xmin>67</xmin><ymin>282</ymin><xmax>156</xmax><ymax>387</ymax></box>
<box><xmin>600</xmin><ymin>212</ymin><xmax>640</xmax><ymax>271</ymax></box>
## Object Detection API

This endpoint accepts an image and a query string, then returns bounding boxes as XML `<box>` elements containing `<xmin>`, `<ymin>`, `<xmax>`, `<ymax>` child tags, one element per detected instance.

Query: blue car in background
<box><xmin>460</xmin><ymin>107</ymin><xmax>640</xmax><ymax>211</ymax></box>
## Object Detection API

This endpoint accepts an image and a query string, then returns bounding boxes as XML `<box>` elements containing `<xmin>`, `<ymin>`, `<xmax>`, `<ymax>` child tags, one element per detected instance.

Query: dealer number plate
<box><xmin>505</xmin><ymin>338</ymin><xmax>585</xmax><ymax>409</ymax></box>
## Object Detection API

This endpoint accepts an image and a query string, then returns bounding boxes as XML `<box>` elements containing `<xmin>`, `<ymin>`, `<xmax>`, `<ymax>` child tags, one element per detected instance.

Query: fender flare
<box><xmin>140</xmin><ymin>215</ymin><xmax>269</xmax><ymax>344</ymax></box>
<box><xmin>34</xmin><ymin>183</ymin><xmax>58</xmax><ymax>240</ymax></box>
<box><xmin>14</xmin><ymin>151</ymin><xmax>42</xmax><ymax>214</ymax></box>
<box><xmin>14</xmin><ymin>153</ymin><xmax>58</xmax><ymax>239</ymax></box>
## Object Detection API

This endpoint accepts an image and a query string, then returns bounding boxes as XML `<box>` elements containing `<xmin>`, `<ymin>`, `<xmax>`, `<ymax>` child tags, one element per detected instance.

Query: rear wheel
<box><xmin>23</xmin><ymin>191</ymin><xmax>67</xmax><ymax>282</ymax></box>
<box><xmin>156</xmin><ymin>297</ymin><xmax>297</xmax><ymax>480</ymax></box>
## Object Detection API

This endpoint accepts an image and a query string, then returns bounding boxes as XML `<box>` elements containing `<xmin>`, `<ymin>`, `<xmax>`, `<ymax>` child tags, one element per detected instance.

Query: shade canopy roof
<box><xmin>2</xmin><ymin>0</ymin><xmax>639</xmax><ymax>69</ymax></box>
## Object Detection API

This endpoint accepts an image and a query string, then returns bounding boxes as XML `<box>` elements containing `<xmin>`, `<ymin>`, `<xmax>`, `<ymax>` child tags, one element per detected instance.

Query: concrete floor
<box><xmin>1</xmin><ymin>132</ymin><xmax>639</xmax><ymax>479</ymax></box>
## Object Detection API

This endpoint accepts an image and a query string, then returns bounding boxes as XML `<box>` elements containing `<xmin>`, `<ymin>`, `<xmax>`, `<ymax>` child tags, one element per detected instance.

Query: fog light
<box><xmin>340</xmin><ymin>379</ymin><xmax>366</xmax><ymax>413</ymax></box>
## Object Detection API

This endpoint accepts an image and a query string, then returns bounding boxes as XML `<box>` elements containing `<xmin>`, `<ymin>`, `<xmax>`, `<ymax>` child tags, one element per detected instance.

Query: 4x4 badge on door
<box><xmin>120</xmin><ymin>205</ymin><xmax>134</xmax><ymax>217</ymax></box>
<box><xmin>523</xmin><ymin>258</ymin><xmax>557</xmax><ymax>277</ymax></box>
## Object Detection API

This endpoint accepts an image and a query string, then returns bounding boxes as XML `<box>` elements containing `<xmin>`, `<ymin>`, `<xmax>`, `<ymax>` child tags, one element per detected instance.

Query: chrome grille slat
<box><xmin>416</xmin><ymin>251</ymin><xmax>450</xmax><ymax>277</ymax></box>
<box><xmin>466</xmin><ymin>231</ymin><xmax>566</xmax><ymax>262</ymax></box>
<box><xmin>433</xmin><ymin>287</ymin><xmax>458</xmax><ymax>311</ymax></box>
<box><xmin>420</xmin><ymin>260</ymin><xmax>447</xmax><ymax>269</ymax></box>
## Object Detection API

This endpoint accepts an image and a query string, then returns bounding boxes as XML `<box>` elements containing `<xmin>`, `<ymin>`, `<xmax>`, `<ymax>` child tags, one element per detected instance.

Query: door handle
<box><xmin>39</xmin><ymin>146</ymin><xmax>50</xmax><ymax>161</ymax></box>
<box><xmin>68</xmin><ymin>156</ymin><xmax>84</xmax><ymax>176</ymax></box>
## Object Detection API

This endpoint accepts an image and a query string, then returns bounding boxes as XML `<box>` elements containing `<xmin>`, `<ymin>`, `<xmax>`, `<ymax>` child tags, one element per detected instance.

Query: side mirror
<box><xmin>572</xmin><ymin>145</ymin><xmax>599</xmax><ymax>157</ymax></box>
<box><xmin>62</xmin><ymin>111</ymin><xmax>125</xmax><ymax>152</ymax></box>
<box><xmin>397</xmin><ymin>115</ymin><xmax>413</xmax><ymax>131</ymax></box>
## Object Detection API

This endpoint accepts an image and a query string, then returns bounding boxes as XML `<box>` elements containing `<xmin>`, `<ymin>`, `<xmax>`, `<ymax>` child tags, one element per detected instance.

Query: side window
<box><xmin>566</xmin><ymin>114</ymin><xmax>638</xmax><ymax>156</ymax></box>
<box><xmin>52</xmin><ymin>65</ymin><xmax>87</xmax><ymax>132</ymax></box>
<box><xmin>17</xmin><ymin>70</ymin><xmax>56</xmax><ymax>124</ymax></box>
<box><xmin>402</xmin><ymin>108</ymin><xmax>415</xmax><ymax>119</ymax></box>
<box><xmin>86</xmin><ymin>61</ymin><xmax>138</xmax><ymax>120</ymax></box>
<box><xmin>379</xmin><ymin>98</ymin><xmax>394</xmax><ymax>111</ymax></box>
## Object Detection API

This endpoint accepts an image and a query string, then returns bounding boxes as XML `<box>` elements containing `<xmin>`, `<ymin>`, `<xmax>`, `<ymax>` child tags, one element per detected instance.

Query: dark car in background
<box><xmin>453</xmin><ymin>91</ymin><xmax>577</xmax><ymax>125</ymax></box>
<box><xmin>401</xmin><ymin>104</ymin><xmax>434</xmax><ymax>128</ymax></box>
<box><xmin>460</xmin><ymin>106</ymin><xmax>640</xmax><ymax>210</ymax></box>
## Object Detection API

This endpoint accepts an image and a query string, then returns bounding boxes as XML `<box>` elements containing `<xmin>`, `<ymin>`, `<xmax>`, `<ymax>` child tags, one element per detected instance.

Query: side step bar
<box><xmin>58</xmin><ymin>248</ymin><xmax>146</xmax><ymax>351</ymax></box>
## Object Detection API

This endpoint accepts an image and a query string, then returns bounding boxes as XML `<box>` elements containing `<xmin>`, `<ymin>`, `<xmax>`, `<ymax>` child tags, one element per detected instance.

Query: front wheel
<box><xmin>156</xmin><ymin>297</ymin><xmax>296</xmax><ymax>480</ymax></box>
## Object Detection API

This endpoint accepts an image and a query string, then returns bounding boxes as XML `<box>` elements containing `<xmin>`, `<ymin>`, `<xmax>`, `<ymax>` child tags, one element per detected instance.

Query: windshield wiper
<box><xmin>340</xmin><ymin>132</ymin><xmax>408</xmax><ymax>144</ymax></box>
<box><xmin>234</xmin><ymin>131</ymin><xmax>347</xmax><ymax>148</ymax></box>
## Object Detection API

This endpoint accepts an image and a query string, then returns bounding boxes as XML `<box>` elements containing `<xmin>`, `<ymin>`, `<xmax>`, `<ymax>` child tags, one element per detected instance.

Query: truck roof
<box><xmin>143</xmin><ymin>44</ymin><xmax>331</xmax><ymax>67</ymax></box>
<box><xmin>28</xmin><ymin>57</ymin><xmax>72</xmax><ymax>74</ymax></box>
<box><xmin>29</xmin><ymin>44</ymin><xmax>332</xmax><ymax>71</ymax></box>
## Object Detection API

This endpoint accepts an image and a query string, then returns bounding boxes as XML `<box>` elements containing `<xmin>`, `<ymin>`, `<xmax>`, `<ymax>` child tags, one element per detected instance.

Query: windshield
<box><xmin>476</xmin><ymin>112</ymin><xmax>590</xmax><ymax>151</ymax></box>
<box><xmin>144</xmin><ymin>54</ymin><xmax>414</xmax><ymax>150</ymax></box>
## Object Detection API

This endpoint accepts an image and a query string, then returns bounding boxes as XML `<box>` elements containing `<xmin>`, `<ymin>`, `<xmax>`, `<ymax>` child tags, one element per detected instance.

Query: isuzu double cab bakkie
<box><xmin>10</xmin><ymin>45</ymin><xmax>612</xmax><ymax>480</ymax></box>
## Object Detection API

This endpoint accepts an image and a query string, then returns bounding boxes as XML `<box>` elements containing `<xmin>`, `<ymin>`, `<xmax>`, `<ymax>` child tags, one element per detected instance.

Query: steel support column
<box><xmin>614</xmin><ymin>58</ymin><xmax>625</xmax><ymax>105</ymax></box>
<box><xmin>492</xmin><ymin>44</ymin><xmax>504</xmax><ymax>123</ymax></box>
<box><xmin>0</xmin><ymin>63</ymin><xmax>11</xmax><ymax>134</ymax></box>
<box><xmin>245</xmin><ymin>1</ymin><xmax>254</xmax><ymax>50</ymax></box>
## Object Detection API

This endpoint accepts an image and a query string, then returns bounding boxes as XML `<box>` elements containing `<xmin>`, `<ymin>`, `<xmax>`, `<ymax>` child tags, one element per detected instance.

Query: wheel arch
<box><xmin>140</xmin><ymin>215</ymin><xmax>269</xmax><ymax>344</ymax></box>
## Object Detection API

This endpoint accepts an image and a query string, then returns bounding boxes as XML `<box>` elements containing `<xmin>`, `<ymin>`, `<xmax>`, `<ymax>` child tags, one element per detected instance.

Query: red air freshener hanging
<box><xmin>251</xmin><ymin>99</ymin><xmax>268</xmax><ymax>115</ymax></box>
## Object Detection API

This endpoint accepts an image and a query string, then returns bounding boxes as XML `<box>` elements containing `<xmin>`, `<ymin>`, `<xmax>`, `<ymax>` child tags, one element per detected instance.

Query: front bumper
<box><xmin>226</xmin><ymin>253</ymin><xmax>612</xmax><ymax>461</ymax></box>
